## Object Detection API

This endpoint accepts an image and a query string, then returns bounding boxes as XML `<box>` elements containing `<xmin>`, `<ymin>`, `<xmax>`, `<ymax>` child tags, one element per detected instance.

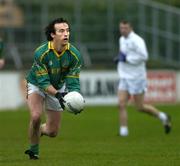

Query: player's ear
<box><xmin>50</xmin><ymin>32</ymin><xmax>55</xmax><ymax>39</ymax></box>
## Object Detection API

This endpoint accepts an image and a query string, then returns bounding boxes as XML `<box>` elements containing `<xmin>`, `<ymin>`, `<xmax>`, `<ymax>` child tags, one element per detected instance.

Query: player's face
<box><xmin>52</xmin><ymin>23</ymin><xmax>70</xmax><ymax>46</ymax></box>
<box><xmin>119</xmin><ymin>23</ymin><xmax>132</xmax><ymax>37</ymax></box>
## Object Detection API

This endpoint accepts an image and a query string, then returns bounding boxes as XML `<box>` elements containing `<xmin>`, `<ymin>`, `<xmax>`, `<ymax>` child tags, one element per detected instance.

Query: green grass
<box><xmin>0</xmin><ymin>105</ymin><xmax>180</xmax><ymax>166</ymax></box>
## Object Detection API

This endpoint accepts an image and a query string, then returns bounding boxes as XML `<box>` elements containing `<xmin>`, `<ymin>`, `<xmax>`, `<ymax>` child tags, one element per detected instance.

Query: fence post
<box><xmin>107</xmin><ymin>0</ymin><xmax>114</xmax><ymax>57</ymax></box>
<box><xmin>165</xmin><ymin>12</ymin><xmax>173</xmax><ymax>62</ymax></box>
<box><xmin>152</xmin><ymin>8</ymin><xmax>159</xmax><ymax>59</ymax></box>
<box><xmin>74</xmin><ymin>0</ymin><xmax>82</xmax><ymax>45</ymax></box>
<box><xmin>138</xmin><ymin>0</ymin><xmax>145</xmax><ymax>37</ymax></box>
<box><xmin>41</xmin><ymin>1</ymin><xmax>48</xmax><ymax>41</ymax></box>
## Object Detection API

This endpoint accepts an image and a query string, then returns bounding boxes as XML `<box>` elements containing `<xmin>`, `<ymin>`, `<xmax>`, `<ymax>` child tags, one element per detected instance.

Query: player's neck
<box><xmin>52</xmin><ymin>41</ymin><xmax>66</xmax><ymax>53</ymax></box>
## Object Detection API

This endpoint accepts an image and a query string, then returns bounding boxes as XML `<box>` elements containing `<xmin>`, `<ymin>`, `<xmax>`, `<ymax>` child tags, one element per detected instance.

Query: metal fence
<box><xmin>138</xmin><ymin>0</ymin><xmax>180</xmax><ymax>68</ymax></box>
<box><xmin>1</xmin><ymin>0</ymin><xmax>180</xmax><ymax>70</ymax></box>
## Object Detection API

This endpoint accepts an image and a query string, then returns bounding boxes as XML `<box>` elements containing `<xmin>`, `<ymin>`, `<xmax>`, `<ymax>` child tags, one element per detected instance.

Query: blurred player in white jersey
<box><xmin>115</xmin><ymin>20</ymin><xmax>171</xmax><ymax>136</ymax></box>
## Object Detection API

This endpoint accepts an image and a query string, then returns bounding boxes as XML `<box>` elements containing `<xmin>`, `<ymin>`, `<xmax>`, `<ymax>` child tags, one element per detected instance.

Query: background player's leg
<box><xmin>134</xmin><ymin>93</ymin><xmax>162</xmax><ymax>117</ymax></box>
<box><xmin>118</xmin><ymin>90</ymin><xmax>129</xmax><ymax>136</ymax></box>
<box><xmin>134</xmin><ymin>93</ymin><xmax>171</xmax><ymax>133</ymax></box>
<box><xmin>41</xmin><ymin>110</ymin><xmax>61</xmax><ymax>137</ymax></box>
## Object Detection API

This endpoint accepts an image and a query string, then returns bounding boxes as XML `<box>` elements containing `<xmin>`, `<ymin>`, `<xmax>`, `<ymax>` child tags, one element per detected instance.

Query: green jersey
<box><xmin>0</xmin><ymin>39</ymin><xmax>4</xmax><ymax>58</ymax></box>
<box><xmin>26</xmin><ymin>41</ymin><xmax>82</xmax><ymax>92</ymax></box>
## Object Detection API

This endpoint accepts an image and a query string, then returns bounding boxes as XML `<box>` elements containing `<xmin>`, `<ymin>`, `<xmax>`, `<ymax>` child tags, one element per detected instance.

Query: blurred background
<box><xmin>0</xmin><ymin>1</ymin><xmax>180</xmax><ymax>164</ymax></box>
<box><xmin>1</xmin><ymin>0</ymin><xmax>180</xmax><ymax>70</ymax></box>
<box><xmin>0</xmin><ymin>0</ymin><xmax>180</xmax><ymax>108</ymax></box>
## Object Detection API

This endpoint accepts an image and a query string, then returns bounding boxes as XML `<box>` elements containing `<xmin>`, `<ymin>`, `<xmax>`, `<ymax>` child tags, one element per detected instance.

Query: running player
<box><xmin>115</xmin><ymin>20</ymin><xmax>171</xmax><ymax>137</ymax></box>
<box><xmin>25</xmin><ymin>18</ymin><xmax>82</xmax><ymax>159</ymax></box>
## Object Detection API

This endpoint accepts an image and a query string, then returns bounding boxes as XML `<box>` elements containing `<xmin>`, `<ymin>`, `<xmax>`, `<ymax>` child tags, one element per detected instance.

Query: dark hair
<box><xmin>45</xmin><ymin>18</ymin><xmax>69</xmax><ymax>41</ymax></box>
<box><xmin>120</xmin><ymin>20</ymin><xmax>132</xmax><ymax>27</ymax></box>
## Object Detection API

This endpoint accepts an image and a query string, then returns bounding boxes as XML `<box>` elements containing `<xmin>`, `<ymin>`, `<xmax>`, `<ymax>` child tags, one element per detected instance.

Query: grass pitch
<box><xmin>0</xmin><ymin>105</ymin><xmax>179</xmax><ymax>166</ymax></box>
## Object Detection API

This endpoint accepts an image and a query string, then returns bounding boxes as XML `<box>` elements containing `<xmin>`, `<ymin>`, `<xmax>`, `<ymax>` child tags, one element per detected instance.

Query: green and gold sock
<box><xmin>30</xmin><ymin>144</ymin><xmax>39</xmax><ymax>155</ymax></box>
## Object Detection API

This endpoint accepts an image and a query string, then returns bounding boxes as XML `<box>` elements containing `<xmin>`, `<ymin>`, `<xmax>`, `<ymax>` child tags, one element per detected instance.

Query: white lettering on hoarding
<box><xmin>80</xmin><ymin>71</ymin><xmax>176</xmax><ymax>105</ymax></box>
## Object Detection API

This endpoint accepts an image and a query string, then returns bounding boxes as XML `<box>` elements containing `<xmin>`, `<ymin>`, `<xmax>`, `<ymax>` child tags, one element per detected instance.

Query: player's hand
<box><xmin>113</xmin><ymin>52</ymin><xmax>126</xmax><ymax>64</ymax></box>
<box><xmin>113</xmin><ymin>56</ymin><xmax>119</xmax><ymax>64</ymax></box>
<box><xmin>0</xmin><ymin>59</ymin><xmax>5</xmax><ymax>69</ymax></box>
<box><xmin>55</xmin><ymin>92</ymin><xmax>66</xmax><ymax>109</ymax></box>
<box><xmin>118</xmin><ymin>51</ymin><xmax>126</xmax><ymax>62</ymax></box>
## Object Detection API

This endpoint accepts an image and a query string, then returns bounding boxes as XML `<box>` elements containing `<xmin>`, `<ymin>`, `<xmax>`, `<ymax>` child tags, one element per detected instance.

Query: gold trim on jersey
<box><xmin>35</xmin><ymin>43</ymin><xmax>47</xmax><ymax>52</ymax></box>
<box><xmin>39</xmin><ymin>50</ymin><xmax>50</xmax><ymax>62</ymax></box>
<box><xmin>48</xmin><ymin>41</ymin><xmax>70</xmax><ymax>58</ymax></box>
<box><xmin>36</xmin><ymin>71</ymin><xmax>48</xmax><ymax>76</ymax></box>
<box><xmin>65</xmin><ymin>74</ymin><xmax>80</xmax><ymax>78</ymax></box>
<box><xmin>69</xmin><ymin>50</ymin><xmax>79</xmax><ymax>62</ymax></box>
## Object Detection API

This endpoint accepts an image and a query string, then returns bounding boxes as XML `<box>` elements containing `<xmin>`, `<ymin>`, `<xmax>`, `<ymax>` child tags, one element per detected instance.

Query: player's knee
<box><xmin>31</xmin><ymin>113</ymin><xmax>41</xmax><ymax>124</ymax></box>
<box><xmin>136</xmin><ymin>105</ymin><xmax>144</xmax><ymax>112</ymax></box>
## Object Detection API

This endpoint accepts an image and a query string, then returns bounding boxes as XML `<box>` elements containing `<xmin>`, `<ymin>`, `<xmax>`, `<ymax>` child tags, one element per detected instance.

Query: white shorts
<box><xmin>118</xmin><ymin>79</ymin><xmax>147</xmax><ymax>95</ymax></box>
<box><xmin>27</xmin><ymin>83</ymin><xmax>65</xmax><ymax>111</ymax></box>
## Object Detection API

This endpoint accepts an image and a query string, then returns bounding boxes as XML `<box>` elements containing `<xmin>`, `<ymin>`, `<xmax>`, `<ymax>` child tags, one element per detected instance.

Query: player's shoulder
<box><xmin>68</xmin><ymin>43</ymin><xmax>81</xmax><ymax>60</ymax></box>
<box><xmin>34</xmin><ymin>42</ymin><xmax>49</xmax><ymax>60</ymax></box>
<box><xmin>131</xmin><ymin>32</ymin><xmax>144</xmax><ymax>42</ymax></box>
<box><xmin>119</xmin><ymin>36</ymin><xmax>126</xmax><ymax>44</ymax></box>
<box><xmin>119</xmin><ymin>36</ymin><xmax>124</xmax><ymax>41</ymax></box>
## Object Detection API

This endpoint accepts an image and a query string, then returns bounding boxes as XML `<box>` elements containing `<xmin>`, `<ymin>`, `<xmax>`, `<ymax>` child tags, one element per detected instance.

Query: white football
<box><xmin>63</xmin><ymin>91</ymin><xmax>85</xmax><ymax>114</ymax></box>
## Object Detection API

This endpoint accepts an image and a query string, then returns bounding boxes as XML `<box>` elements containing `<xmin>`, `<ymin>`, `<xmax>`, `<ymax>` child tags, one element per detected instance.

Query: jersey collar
<box><xmin>48</xmin><ymin>41</ymin><xmax>70</xmax><ymax>57</ymax></box>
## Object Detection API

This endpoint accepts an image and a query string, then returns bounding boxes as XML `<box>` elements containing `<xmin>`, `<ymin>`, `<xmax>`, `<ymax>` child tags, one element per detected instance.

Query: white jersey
<box><xmin>117</xmin><ymin>31</ymin><xmax>148</xmax><ymax>79</ymax></box>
